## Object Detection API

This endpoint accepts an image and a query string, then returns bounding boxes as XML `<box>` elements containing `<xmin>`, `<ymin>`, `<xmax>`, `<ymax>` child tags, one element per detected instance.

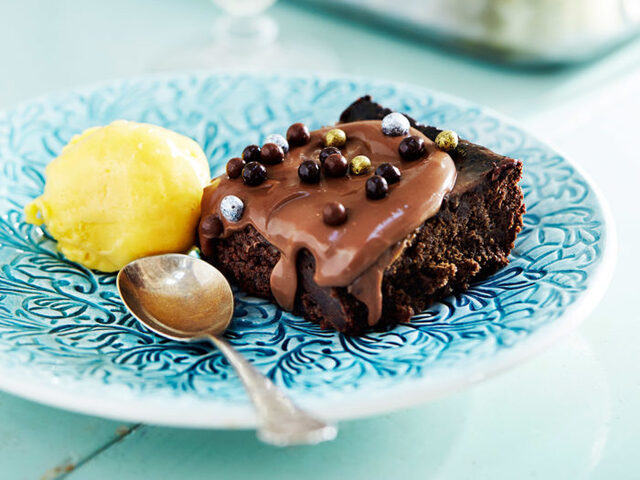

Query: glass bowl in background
<box><xmin>294</xmin><ymin>0</ymin><xmax>640</xmax><ymax>66</ymax></box>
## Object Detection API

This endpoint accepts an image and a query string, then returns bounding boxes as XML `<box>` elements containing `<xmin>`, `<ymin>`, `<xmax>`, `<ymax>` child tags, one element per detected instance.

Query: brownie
<box><xmin>203</xmin><ymin>97</ymin><xmax>525</xmax><ymax>335</ymax></box>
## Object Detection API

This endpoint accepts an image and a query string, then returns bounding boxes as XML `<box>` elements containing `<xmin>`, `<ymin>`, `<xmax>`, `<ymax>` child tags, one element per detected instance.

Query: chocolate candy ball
<box><xmin>242</xmin><ymin>144</ymin><xmax>261</xmax><ymax>163</ymax></box>
<box><xmin>381</xmin><ymin>112</ymin><xmax>410</xmax><ymax>136</ymax></box>
<box><xmin>242</xmin><ymin>161</ymin><xmax>267</xmax><ymax>186</ymax></box>
<box><xmin>260</xmin><ymin>142</ymin><xmax>285</xmax><ymax>165</ymax></box>
<box><xmin>298</xmin><ymin>160</ymin><xmax>321</xmax><ymax>184</ymax></box>
<box><xmin>319</xmin><ymin>146</ymin><xmax>340</xmax><ymax>164</ymax></box>
<box><xmin>324</xmin><ymin>128</ymin><xmax>347</xmax><ymax>148</ymax></box>
<box><xmin>200</xmin><ymin>214</ymin><xmax>223</xmax><ymax>238</ymax></box>
<box><xmin>350</xmin><ymin>155</ymin><xmax>371</xmax><ymax>175</ymax></box>
<box><xmin>323</xmin><ymin>202</ymin><xmax>347</xmax><ymax>226</ymax></box>
<box><xmin>220</xmin><ymin>195</ymin><xmax>244</xmax><ymax>222</ymax></box>
<box><xmin>435</xmin><ymin>130</ymin><xmax>459</xmax><ymax>151</ymax></box>
<box><xmin>375</xmin><ymin>163</ymin><xmax>401</xmax><ymax>184</ymax></box>
<box><xmin>287</xmin><ymin>123</ymin><xmax>311</xmax><ymax>147</ymax></box>
<box><xmin>323</xmin><ymin>153</ymin><xmax>348</xmax><ymax>177</ymax></box>
<box><xmin>264</xmin><ymin>134</ymin><xmax>289</xmax><ymax>154</ymax></box>
<box><xmin>366</xmin><ymin>175</ymin><xmax>389</xmax><ymax>200</ymax></box>
<box><xmin>226</xmin><ymin>157</ymin><xmax>245</xmax><ymax>179</ymax></box>
<box><xmin>398</xmin><ymin>136</ymin><xmax>426</xmax><ymax>161</ymax></box>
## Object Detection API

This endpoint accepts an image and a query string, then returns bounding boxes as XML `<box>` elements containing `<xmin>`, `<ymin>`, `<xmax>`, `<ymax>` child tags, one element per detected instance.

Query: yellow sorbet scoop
<box><xmin>25</xmin><ymin>120</ymin><xmax>210</xmax><ymax>272</ymax></box>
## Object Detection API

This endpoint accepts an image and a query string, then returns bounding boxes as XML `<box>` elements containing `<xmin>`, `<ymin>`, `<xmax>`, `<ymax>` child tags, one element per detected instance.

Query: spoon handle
<box><xmin>205</xmin><ymin>334</ymin><xmax>337</xmax><ymax>446</ymax></box>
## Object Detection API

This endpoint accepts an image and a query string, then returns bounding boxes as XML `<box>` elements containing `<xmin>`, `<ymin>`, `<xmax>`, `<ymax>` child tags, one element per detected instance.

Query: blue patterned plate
<box><xmin>0</xmin><ymin>73</ymin><xmax>615</xmax><ymax>428</ymax></box>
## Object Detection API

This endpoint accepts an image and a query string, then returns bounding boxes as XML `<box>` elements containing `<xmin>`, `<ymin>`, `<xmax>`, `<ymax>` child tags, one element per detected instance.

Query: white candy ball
<box><xmin>264</xmin><ymin>134</ymin><xmax>289</xmax><ymax>153</ymax></box>
<box><xmin>381</xmin><ymin>112</ymin><xmax>410</xmax><ymax>137</ymax></box>
<box><xmin>220</xmin><ymin>195</ymin><xmax>244</xmax><ymax>222</ymax></box>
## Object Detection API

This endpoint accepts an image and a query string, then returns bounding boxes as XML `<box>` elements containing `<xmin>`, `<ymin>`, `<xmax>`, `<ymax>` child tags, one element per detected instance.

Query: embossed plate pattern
<box><xmin>0</xmin><ymin>73</ymin><xmax>614</xmax><ymax>427</ymax></box>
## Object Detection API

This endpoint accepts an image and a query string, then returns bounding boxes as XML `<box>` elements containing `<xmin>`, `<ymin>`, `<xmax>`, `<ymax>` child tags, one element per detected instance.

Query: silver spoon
<box><xmin>116</xmin><ymin>253</ymin><xmax>337</xmax><ymax>446</ymax></box>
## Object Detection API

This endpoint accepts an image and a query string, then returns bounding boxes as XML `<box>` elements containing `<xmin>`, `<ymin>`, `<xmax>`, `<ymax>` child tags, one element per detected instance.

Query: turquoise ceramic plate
<box><xmin>0</xmin><ymin>73</ymin><xmax>615</xmax><ymax>428</ymax></box>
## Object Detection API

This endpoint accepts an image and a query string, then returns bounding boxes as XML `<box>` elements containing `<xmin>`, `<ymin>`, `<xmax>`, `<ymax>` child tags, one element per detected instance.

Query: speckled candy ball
<box><xmin>435</xmin><ymin>130</ymin><xmax>459</xmax><ymax>151</ymax></box>
<box><xmin>381</xmin><ymin>112</ymin><xmax>410</xmax><ymax>137</ymax></box>
<box><xmin>324</xmin><ymin>128</ymin><xmax>347</xmax><ymax>148</ymax></box>
<box><xmin>220</xmin><ymin>195</ymin><xmax>244</xmax><ymax>222</ymax></box>
<box><xmin>350</xmin><ymin>155</ymin><xmax>371</xmax><ymax>175</ymax></box>
<box><xmin>264</xmin><ymin>134</ymin><xmax>289</xmax><ymax>154</ymax></box>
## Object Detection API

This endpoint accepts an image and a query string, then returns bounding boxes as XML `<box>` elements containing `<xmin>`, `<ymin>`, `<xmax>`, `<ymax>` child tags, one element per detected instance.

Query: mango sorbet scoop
<box><xmin>25</xmin><ymin>121</ymin><xmax>210</xmax><ymax>272</ymax></box>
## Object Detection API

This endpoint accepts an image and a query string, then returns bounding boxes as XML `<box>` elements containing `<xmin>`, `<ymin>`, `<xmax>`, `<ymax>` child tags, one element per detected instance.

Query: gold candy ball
<box><xmin>435</xmin><ymin>130</ymin><xmax>459</xmax><ymax>151</ymax></box>
<box><xmin>350</xmin><ymin>155</ymin><xmax>371</xmax><ymax>175</ymax></box>
<box><xmin>324</xmin><ymin>128</ymin><xmax>347</xmax><ymax>148</ymax></box>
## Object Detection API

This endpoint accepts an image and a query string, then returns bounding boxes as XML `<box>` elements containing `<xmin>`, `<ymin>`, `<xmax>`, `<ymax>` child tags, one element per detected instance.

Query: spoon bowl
<box><xmin>117</xmin><ymin>254</ymin><xmax>233</xmax><ymax>340</ymax></box>
<box><xmin>116</xmin><ymin>253</ymin><xmax>337</xmax><ymax>446</ymax></box>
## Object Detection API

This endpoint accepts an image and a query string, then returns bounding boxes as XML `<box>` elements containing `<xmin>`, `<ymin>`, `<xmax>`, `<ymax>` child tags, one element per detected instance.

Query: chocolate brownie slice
<box><xmin>200</xmin><ymin>97</ymin><xmax>524</xmax><ymax>335</ymax></box>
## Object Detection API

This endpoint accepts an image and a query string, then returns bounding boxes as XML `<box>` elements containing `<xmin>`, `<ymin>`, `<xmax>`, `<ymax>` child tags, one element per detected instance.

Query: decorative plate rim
<box><xmin>0</xmin><ymin>71</ymin><xmax>617</xmax><ymax>428</ymax></box>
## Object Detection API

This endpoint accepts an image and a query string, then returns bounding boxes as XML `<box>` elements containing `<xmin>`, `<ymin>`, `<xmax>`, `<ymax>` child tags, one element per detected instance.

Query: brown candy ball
<box><xmin>323</xmin><ymin>202</ymin><xmax>347</xmax><ymax>226</ymax></box>
<box><xmin>366</xmin><ymin>175</ymin><xmax>389</xmax><ymax>200</ymax></box>
<box><xmin>375</xmin><ymin>163</ymin><xmax>401</xmax><ymax>184</ymax></box>
<box><xmin>242</xmin><ymin>161</ymin><xmax>267</xmax><ymax>186</ymax></box>
<box><xmin>200</xmin><ymin>214</ymin><xmax>223</xmax><ymax>238</ymax></box>
<box><xmin>286</xmin><ymin>123</ymin><xmax>311</xmax><ymax>147</ymax></box>
<box><xmin>242</xmin><ymin>144</ymin><xmax>261</xmax><ymax>163</ymax></box>
<box><xmin>323</xmin><ymin>153</ymin><xmax>348</xmax><ymax>177</ymax></box>
<box><xmin>398</xmin><ymin>136</ymin><xmax>426</xmax><ymax>161</ymax></box>
<box><xmin>319</xmin><ymin>146</ymin><xmax>341</xmax><ymax>164</ymax></box>
<box><xmin>226</xmin><ymin>157</ymin><xmax>245</xmax><ymax>179</ymax></box>
<box><xmin>260</xmin><ymin>143</ymin><xmax>285</xmax><ymax>165</ymax></box>
<box><xmin>298</xmin><ymin>160</ymin><xmax>321</xmax><ymax>184</ymax></box>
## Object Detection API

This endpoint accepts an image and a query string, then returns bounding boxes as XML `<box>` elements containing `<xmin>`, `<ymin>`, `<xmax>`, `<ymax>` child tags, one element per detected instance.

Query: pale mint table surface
<box><xmin>1</xmin><ymin>1</ymin><xmax>639</xmax><ymax>479</ymax></box>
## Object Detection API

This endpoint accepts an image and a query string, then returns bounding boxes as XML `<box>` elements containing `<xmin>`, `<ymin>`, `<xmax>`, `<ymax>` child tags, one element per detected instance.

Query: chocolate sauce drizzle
<box><xmin>199</xmin><ymin>120</ymin><xmax>456</xmax><ymax>326</ymax></box>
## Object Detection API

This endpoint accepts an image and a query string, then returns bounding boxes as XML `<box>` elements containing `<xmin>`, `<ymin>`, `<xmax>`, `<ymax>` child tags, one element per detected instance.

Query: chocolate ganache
<box><xmin>199</xmin><ymin>120</ymin><xmax>457</xmax><ymax>326</ymax></box>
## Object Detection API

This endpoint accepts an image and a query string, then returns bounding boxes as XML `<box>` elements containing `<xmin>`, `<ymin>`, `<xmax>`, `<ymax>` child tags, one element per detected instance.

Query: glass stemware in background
<box><xmin>210</xmin><ymin>0</ymin><xmax>278</xmax><ymax>49</ymax></box>
<box><xmin>156</xmin><ymin>0</ymin><xmax>338</xmax><ymax>72</ymax></box>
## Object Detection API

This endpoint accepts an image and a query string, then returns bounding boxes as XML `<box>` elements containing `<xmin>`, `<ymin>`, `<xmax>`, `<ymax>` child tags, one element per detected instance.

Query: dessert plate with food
<box><xmin>0</xmin><ymin>73</ymin><xmax>614</xmax><ymax>429</ymax></box>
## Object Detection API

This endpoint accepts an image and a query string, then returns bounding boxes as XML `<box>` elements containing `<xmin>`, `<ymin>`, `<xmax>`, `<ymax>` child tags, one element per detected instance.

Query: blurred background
<box><xmin>2</xmin><ymin>0</ymin><xmax>640</xmax><ymax>107</ymax></box>
<box><xmin>1</xmin><ymin>1</ymin><xmax>639</xmax><ymax>479</ymax></box>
